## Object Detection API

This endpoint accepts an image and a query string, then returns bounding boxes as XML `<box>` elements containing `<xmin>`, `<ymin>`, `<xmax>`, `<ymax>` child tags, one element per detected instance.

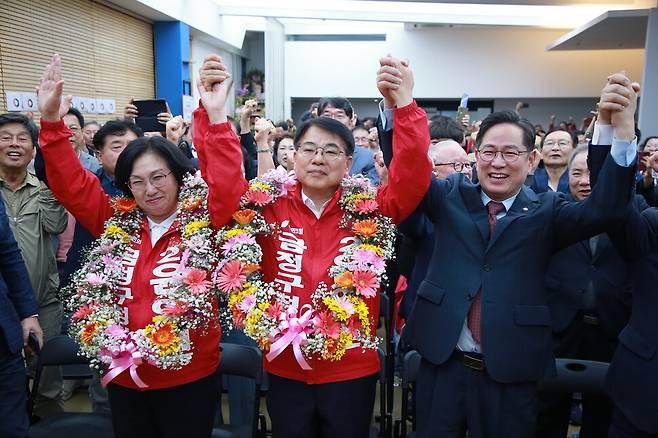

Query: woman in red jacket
<box><xmin>37</xmin><ymin>54</ymin><xmax>223</xmax><ymax>438</ymax></box>
<box><xmin>193</xmin><ymin>54</ymin><xmax>431</xmax><ymax>438</ymax></box>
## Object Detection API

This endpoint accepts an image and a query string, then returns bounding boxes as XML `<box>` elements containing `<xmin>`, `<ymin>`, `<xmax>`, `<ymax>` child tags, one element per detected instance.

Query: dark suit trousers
<box><xmin>416</xmin><ymin>357</ymin><xmax>538</xmax><ymax>438</ymax></box>
<box><xmin>609</xmin><ymin>407</ymin><xmax>658</xmax><ymax>438</ymax></box>
<box><xmin>537</xmin><ymin>318</ymin><xmax>616</xmax><ymax>438</ymax></box>
<box><xmin>266</xmin><ymin>373</ymin><xmax>377</xmax><ymax>438</ymax></box>
<box><xmin>0</xmin><ymin>332</ymin><xmax>29</xmax><ymax>438</ymax></box>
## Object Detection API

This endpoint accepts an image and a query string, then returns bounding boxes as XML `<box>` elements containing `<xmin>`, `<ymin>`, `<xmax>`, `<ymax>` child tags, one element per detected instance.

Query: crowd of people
<box><xmin>0</xmin><ymin>51</ymin><xmax>656</xmax><ymax>438</ymax></box>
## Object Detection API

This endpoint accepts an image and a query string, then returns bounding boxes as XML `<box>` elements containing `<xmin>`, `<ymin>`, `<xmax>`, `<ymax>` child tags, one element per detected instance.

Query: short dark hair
<box><xmin>93</xmin><ymin>119</ymin><xmax>143</xmax><ymax>151</ymax></box>
<box><xmin>0</xmin><ymin>113</ymin><xmax>39</xmax><ymax>148</ymax></box>
<box><xmin>541</xmin><ymin>128</ymin><xmax>574</xmax><ymax>149</ymax></box>
<box><xmin>475</xmin><ymin>110</ymin><xmax>535</xmax><ymax>151</ymax></box>
<box><xmin>294</xmin><ymin>117</ymin><xmax>355</xmax><ymax>156</ymax></box>
<box><xmin>429</xmin><ymin>116</ymin><xmax>464</xmax><ymax>144</ymax></box>
<box><xmin>65</xmin><ymin>108</ymin><xmax>84</xmax><ymax>127</ymax></box>
<box><xmin>114</xmin><ymin>136</ymin><xmax>195</xmax><ymax>197</ymax></box>
<box><xmin>274</xmin><ymin>132</ymin><xmax>295</xmax><ymax>152</ymax></box>
<box><xmin>318</xmin><ymin>97</ymin><xmax>354</xmax><ymax>119</ymax></box>
<box><xmin>641</xmin><ymin>136</ymin><xmax>658</xmax><ymax>151</ymax></box>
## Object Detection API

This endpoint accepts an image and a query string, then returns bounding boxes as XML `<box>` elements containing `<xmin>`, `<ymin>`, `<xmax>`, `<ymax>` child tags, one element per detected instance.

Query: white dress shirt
<box><xmin>301</xmin><ymin>190</ymin><xmax>330</xmax><ymax>219</ymax></box>
<box><xmin>147</xmin><ymin>211</ymin><xmax>178</xmax><ymax>247</ymax></box>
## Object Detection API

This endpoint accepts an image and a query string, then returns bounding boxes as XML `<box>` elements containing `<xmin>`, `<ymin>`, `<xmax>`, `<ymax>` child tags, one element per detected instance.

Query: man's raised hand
<box><xmin>36</xmin><ymin>54</ymin><xmax>72</xmax><ymax>122</ymax></box>
<box><xmin>597</xmin><ymin>72</ymin><xmax>640</xmax><ymax>141</ymax></box>
<box><xmin>377</xmin><ymin>55</ymin><xmax>413</xmax><ymax>109</ymax></box>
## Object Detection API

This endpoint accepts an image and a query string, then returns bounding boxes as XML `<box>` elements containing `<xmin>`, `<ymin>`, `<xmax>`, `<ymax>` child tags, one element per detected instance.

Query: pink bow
<box><xmin>266</xmin><ymin>304</ymin><xmax>315</xmax><ymax>370</ymax></box>
<box><xmin>101</xmin><ymin>341</ymin><xmax>148</xmax><ymax>388</ymax></box>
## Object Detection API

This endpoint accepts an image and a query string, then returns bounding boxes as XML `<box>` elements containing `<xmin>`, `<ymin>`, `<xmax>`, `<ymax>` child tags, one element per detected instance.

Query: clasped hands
<box><xmin>597</xmin><ymin>72</ymin><xmax>640</xmax><ymax>142</ymax></box>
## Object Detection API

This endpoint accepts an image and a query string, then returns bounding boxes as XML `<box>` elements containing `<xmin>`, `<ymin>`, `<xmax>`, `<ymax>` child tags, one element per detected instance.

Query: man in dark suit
<box><xmin>377</xmin><ymin>67</ymin><xmax>638</xmax><ymax>437</ymax></box>
<box><xmin>585</xmin><ymin>96</ymin><xmax>658</xmax><ymax>437</ymax></box>
<box><xmin>536</xmin><ymin>144</ymin><xmax>649</xmax><ymax>438</ymax></box>
<box><xmin>0</xmin><ymin>191</ymin><xmax>43</xmax><ymax>437</ymax></box>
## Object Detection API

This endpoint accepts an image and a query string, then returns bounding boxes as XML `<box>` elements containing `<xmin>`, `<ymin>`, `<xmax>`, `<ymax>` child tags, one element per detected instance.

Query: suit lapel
<box><xmin>459</xmin><ymin>181</ymin><xmax>489</xmax><ymax>244</ymax></box>
<box><xmin>486</xmin><ymin>186</ymin><xmax>540</xmax><ymax>253</ymax></box>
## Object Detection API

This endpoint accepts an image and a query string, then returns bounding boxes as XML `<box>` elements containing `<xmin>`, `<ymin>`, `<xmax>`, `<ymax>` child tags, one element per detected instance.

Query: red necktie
<box><xmin>468</xmin><ymin>201</ymin><xmax>506</xmax><ymax>344</ymax></box>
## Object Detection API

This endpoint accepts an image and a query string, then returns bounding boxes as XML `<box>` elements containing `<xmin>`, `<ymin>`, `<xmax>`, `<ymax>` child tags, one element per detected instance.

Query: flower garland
<box><xmin>216</xmin><ymin>168</ymin><xmax>396</xmax><ymax>369</ymax></box>
<box><xmin>63</xmin><ymin>171</ymin><xmax>219</xmax><ymax>387</ymax></box>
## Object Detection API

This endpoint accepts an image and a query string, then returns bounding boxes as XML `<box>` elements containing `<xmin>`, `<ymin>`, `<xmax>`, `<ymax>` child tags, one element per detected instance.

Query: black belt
<box><xmin>578</xmin><ymin>311</ymin><xmax>600</xmax><ymax>326</ymax></box>
<box><xmin>452</xmin><ymin>349</ymin><xmax>485</xmax><ymax>371</ymax></box>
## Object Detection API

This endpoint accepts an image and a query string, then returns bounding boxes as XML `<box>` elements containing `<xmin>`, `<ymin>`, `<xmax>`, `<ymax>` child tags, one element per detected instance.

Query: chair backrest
<box><xmin>539</xmin><ymin>358</ymin><xmax>609</xmax><ymax>394</ymax></box>
<box><xmin>395</xmin><ymin>350</ymin><xmax>421</xmax><ymax>438</ymax></box>
<box><xmin>28</xmin><ymin>335</ymin><xmax>92</xmax><ymax>417</ymax></box>
<box><xmin>218</xmin><ymin>343</ymin><xmax>263</xmax><ymax>385</ymax></box>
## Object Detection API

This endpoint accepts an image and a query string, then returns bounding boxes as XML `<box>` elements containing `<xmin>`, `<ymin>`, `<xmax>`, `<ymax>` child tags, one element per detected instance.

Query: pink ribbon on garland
<box><xmin>101</xmin><ymin>341</ymin><xmax>148</xmax><ymax>388</ymax></box>
<box><xmin>266</xmin><ymin>305</ymin><xmax>316</xmax><ymax>370</ymax></box>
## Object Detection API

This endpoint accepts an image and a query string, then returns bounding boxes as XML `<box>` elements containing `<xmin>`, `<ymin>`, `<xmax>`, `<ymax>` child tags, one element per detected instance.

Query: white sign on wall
<box><xmin>6</xmin><ymin>91</ymin><xmax>115</xmax><ymax>115</ymax></box>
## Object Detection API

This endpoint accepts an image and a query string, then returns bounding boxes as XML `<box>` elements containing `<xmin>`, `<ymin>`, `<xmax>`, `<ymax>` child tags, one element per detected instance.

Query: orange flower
<box><xmin>113</xmin><ymin>198</ymin><xmax>137</xmax><ymax>214</ymax></box>
<box><xmin>352</xmin><ymin>220</ymin><xmax>379</xmax><ymax>238</ymax></box>
<box><xmin>335</xmin><ymin>271</ymin><xmax>354</xmax><ymax>289</ymax></box>
<box><xmin>150</xmin><ymin>323</ymin><xmax>177</xmax><ymax>348</ymax></box>
<box><xmin>181</xmin><ymin>197</ymin><xmax>203</xmax><ymax>211</ymax></box>
<box><xmin>80</xmin><ymin>322</ymin><xmax>98</xmax><ymax>345</ymax></box>
<box><xmin>232</xmin><ymin>209</ymin><xmax>256</xmax><ymax>225</ymax></box>
<box><xmin>243</xmin><ymin>263</ymin><xmax>261</xmax><ymax>274</ymax></box>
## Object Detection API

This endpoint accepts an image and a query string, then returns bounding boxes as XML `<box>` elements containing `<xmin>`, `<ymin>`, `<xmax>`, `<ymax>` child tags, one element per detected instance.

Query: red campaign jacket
<box><xmin>194</xmin><ymin>101</ymin><xmax>431</xmax><ymax>384</ymax></box>
<box><xmin>39</xmin><ymin>120</ymin><xmax>221</xmax><ymax>390</ymax></box>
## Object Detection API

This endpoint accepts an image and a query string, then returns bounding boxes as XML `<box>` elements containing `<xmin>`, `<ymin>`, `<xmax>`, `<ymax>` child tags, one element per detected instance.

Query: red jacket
<box><xmin>39</xmin><ymin>120</ymin><xmax>221</xmax><ymax>390</ymax></box>
<box><xmin>194</xmin><ymin>101</ymin><xmax>431</xmax><ymax>384</ymax></box>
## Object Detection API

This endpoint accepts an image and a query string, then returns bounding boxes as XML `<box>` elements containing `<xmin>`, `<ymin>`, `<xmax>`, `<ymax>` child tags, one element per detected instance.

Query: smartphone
<box><xmin>25</xmin><ymin>332</ymin><xmax>41</xmax><ymax>356</ymax></box>
<box><xmin>639</xmin><ymin>151</ymin><xmax>651</xmax><ymax>173</ymax></box>
<box><xmin>133</xmin><ymin>99</ymin><xmax>168</xmax><ymax>132</ymax></box>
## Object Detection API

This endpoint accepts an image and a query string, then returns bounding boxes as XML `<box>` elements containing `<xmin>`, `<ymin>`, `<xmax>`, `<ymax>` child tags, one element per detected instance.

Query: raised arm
<box><xmin>553</xmin><ymin>72</ymin><xmax>639</xmax><ymax>249</ymax></box>
<box><xmin>194</xmin><ymin>55</ymin><xmax>249</xmax><ymax>228</ymax></box>
<box><xmin>37</xmin><ymin>54</ymin><xmax>112</xmax><ymax>237</ymax></box>
<box><xmin>375</xmin><ymin>56</ymin><xmax>432</xmax><ymax>224</ymax></box>
<box><xmin>255</xmin><ymin>118</ymin><xmax>276</xmax><ymax>177</ymax></box>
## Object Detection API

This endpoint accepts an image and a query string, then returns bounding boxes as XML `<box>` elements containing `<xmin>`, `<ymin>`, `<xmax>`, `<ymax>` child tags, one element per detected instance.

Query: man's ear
<box><xmin>350</xmin><ymin>114</ymin><xmax>357</xmax><ymax>129</ymax></box>
<box><xmin>345</xmin><ymin>155</ymin><xmax>353</xmax><ymax>175</ymax></box>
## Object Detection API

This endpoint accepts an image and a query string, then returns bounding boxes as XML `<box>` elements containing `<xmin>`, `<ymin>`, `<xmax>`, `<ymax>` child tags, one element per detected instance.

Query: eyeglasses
<box><xmin>543</xmin><ymin>140</ymin><xmax>572</xmax><ymax>149</ymax></box>
<box><xmin>127</xmin><ymin>171</ymin><xmax>172</xmax><ymax>192</ymax></box>
<box><xmin>0</xmin><ymin>134</ymin><xmax>31</xmax><ymax>145</ymax></box>
<box><xmin>477</xmin><ymin>148</ymin><xmax>529</xmax><ymax>163</ymax></box>
<box><xmin>297</xmin><ymin>143</ymin><xmax>346</xmax><ymax>162</ymax></box>
<box><xmin>433</xmin><ymin>161</ymin><xmax>473</xmax><ymax>172</ymax></box>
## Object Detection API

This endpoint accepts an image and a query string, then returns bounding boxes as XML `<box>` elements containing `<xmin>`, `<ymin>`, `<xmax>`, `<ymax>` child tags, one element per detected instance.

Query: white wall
<box><xmin>190</xmin><ymin>37</ymin><xmax>239</xmax><ymax>115</ymax></box>
<box><xmin>284</xmin><ymin>25</ymin><xmax>644</xmax><ymax>106</ymax></box>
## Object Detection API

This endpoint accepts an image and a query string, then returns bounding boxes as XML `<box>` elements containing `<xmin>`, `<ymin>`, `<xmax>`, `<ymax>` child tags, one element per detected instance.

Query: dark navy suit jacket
<box><xmin>544</xmin><ymin>193</ymin><xmax>649</xmax><ymax>340</ymax></box>
<box><xmin>588</xmin><ymin>146</ymin><xmax>658</xmax><ymax>433</ymax></box>
<box><xmin>350</xmin><ymin>146</ymin><xmax>379</xmax><ymax>185</ymax></box>
<box><xmin>529</xmin><ymin>166</ymin><xmax>570</xmax><ymax>194</ymax></box>
<box><xmin>403</xmin><ymin>153</ymin><xmax>636</xmax><ymax>384</ymax></box>
<box><xmin>0</xmin><ymin>192</ymin><xmax>38</xmax><ymax>355</ymax></box>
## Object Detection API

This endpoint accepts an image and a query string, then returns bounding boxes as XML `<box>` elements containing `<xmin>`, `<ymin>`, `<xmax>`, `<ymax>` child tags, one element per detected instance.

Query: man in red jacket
<box><xmin>193</xmin><ymin>54</ymin><xmax>431</xmax><ymax>438</ymax></box>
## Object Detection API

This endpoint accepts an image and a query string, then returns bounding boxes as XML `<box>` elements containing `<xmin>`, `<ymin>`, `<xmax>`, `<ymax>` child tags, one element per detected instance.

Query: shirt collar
<box><xmin>147</xmin><ymin>211</ymin><xmax>178</xmax><ymax>232</ymax></box>
<box><xmin>0</xmin><ymin>171</ymin><xmax>40</xmax><ymax>190</ymax></box>
<box><xmin>301</xmin><ymin>190</ymin><xmax>331</xmax><ymax>219</ymax></box>
<box><xmin>480</xmin><ymin>189</ymin><xmax>518</xmax><ymax>212</ymax></box>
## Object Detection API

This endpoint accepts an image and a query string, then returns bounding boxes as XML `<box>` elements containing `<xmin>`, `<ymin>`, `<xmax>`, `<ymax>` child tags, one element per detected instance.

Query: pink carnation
<box><xmin>183</xmin><ymin>268</ymin><xmax>211</xmax><ymax>294</ymax></box>
<box><xmin>221</xmin><ymin>233</ymin><xmax>256</xmax><ymax>255</ymax></box>
<box><xmin>238</xmin><ymin>295</ymin><xmax>256</xmax><ymax>313</ymax></box>
<box><xmin>353</xmin><ymin>199</ymin><xmax>378</xmax><ymax>214</ymax></box>
<box><xmin>85</xmin><ymin>273</ymin><xmax>106</xmax><ymax>286</ymax></box>
<box><xmin>217</xmin><ymin>260</ymin><xmax>246</xmax><ymax>293</ymax></box>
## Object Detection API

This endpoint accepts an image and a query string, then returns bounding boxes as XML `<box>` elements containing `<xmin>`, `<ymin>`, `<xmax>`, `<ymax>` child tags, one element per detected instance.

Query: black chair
<box><xmin>539</xmin><ymin>358</ymin><xmax>610</xmax><ymax>394</ymax></box>
<box><xmin>213</xmin><ymin>342</ymin><xmax>264</xmax><ymax>438</ymax></box>
<box><xmin>393</xmin><ymin>350</ymin><xmax>421</xmax><ymax>438</ymax></box>
<box><xmin>28</xmin><ymin>335</ymin><xmax>113</xmax><ymax>438</ymax></box>
<box><xmin>370</xmin><ymin>348</ymin><xmax>391</xmax><ymax>438</ymax></box>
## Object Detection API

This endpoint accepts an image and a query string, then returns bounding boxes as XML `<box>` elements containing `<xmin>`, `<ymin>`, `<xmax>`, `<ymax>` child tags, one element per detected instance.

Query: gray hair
<box><xmin>568</xmin><ymin>144</ymin><xmax>589</xmax><ymax>170</ymax></box>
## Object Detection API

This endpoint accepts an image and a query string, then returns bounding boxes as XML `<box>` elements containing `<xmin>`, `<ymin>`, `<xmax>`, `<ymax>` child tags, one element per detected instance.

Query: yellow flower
<box><xmin>329</xmin><ymin>332</ymin><xmax>353</xmax><ymax>361</ymax></box>
<box><xmin>323</xmin><ymin>297</ymin><xmax>349</xmax><ymax>321</ymax></box>
<box><xmin>104</xmin><ymin>225</ymin><xmax>129</xmax><ymax>242</ymax></box>
<box><xmin>258</xmin><ymin>302</ymin><xmax>270</xmax><ymax>312</ymax></box>
<box><xmin>184</xmin><ymin>220</ymin><xmax>210</xmax><ymax>237</ymax></box>
<box><xmin>249</xmin><ymin>182</ymin><xmax>272</xmax><ymax>192</ymax></box>
<box><xmin>244</xmin><ymin>309</ymin><xmax>263</xmax><ymax>336</ymax></box>
<box><xmin>357</xmin><ymin>244</ymin><xmax>384</xmax><ymax>257</ymax></box>
<box><xmin>223</xmin><ymin>229</ymin><xmax>248</xmax><ymax>241</ymax></box>
<box><xmin>348</xmin><ymin>296</ymin><xmax>372</xmax><ymax>338</ymax></box>
<box><xmin>144</xmin><ymin>318</ymin><xmax>181</xmax><ymax>356</ymax></box>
